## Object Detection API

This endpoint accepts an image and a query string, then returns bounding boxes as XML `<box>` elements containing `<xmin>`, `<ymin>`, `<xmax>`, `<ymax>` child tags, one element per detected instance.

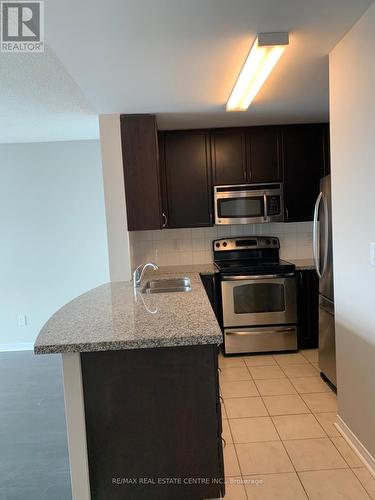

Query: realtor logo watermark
<box><xmin>1</xmin><ymin>1</ymin><xmax>44</xmax><ymax>52</ymax></box>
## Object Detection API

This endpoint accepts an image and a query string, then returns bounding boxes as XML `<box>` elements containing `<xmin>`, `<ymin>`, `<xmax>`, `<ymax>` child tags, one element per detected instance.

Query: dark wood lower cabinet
<box><xmin>297</xmin><ymin>270</ymin><xmax>319</xmax><ymax>349</ymax></box>
<box><xmin>200</xmin><ymin>273</ymin><xmax>222</xmax><ymax>326</ymax></box>
<box><xmin>81</xmin><ymin>345</ymin><xmax>224</xmax><ymax>500</ymax></box>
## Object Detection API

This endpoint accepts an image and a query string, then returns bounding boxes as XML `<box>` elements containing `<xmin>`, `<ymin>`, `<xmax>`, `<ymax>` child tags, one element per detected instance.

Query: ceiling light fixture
<box><xmin>226</xmin><ymin>32</ymin><xmax>289</xmax><ymax>112</ymax></box>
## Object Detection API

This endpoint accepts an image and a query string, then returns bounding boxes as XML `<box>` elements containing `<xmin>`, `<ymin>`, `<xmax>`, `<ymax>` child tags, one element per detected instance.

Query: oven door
<box><xmin>221</xmin><ymin>274</ymin><xmax>297</xmax><ymax>327</ymax></box>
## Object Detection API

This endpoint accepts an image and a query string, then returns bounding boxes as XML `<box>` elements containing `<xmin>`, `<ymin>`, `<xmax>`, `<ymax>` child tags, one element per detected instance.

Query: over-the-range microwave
<box><xmin>214</xmin><ymin>183</ymin><xmax>284</xmax><ymax>225</ymax></box>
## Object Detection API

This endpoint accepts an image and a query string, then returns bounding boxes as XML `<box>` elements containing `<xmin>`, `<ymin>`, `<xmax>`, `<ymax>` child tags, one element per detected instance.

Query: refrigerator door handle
<box><xmin>313</xmin><ymin>192</ymin><xmax>323</xmax><ymax>278</ymax></box>
<box><xmin>321</xmin><ymin>194</ymin><xmax>329</xmax><ymax>278</ymax></box>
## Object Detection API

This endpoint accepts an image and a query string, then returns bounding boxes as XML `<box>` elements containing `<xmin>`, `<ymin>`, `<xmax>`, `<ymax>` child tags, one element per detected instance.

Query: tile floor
<box><xmin>217</xmin><ymin>349</ymin><xmax>375</xmax><ymax>500</ymax></box>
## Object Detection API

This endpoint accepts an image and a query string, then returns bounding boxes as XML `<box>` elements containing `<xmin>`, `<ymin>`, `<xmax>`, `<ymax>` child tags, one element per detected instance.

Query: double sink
<box><xmin>142</xmin><ymin>277</ymin><xmax>191</xmax><ymax>294</ymax></box>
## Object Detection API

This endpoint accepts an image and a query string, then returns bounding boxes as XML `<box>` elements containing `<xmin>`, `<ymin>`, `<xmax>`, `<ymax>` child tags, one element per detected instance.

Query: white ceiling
<box><xmin>0</xmin><ymin>48</ymin><xmax>99</xmax><ymax>143</ymax></box>
<box><xmin>0</xmin><ymin>0</ymin><xmax>373</xmax><ymax>142</ymax></box>
<box><xmin>45</xmin><ymin>0</ymin><xmax>373</xmax><ymax>130</ymax></box>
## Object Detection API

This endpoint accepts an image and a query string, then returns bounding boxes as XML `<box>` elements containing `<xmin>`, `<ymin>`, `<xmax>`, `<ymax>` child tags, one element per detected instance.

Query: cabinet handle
<box><xmin>285</xmin><ymin>206</ymin><xmax>289</xmax><ymax>221</ymax></box>
<box><xmin>299</xmin><ymin>272</ymin><xmax>303</xmax><ymax>287</ymax></box>
<box><xmin>162</xmin><ymin>212</ymin><xmax>168</xmax><ymax>228</ymax></box>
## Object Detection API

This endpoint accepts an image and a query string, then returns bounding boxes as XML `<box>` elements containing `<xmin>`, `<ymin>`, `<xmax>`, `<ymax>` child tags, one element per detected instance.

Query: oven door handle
<box><xmin>226</xmin><ymin>327</ymin><xmax>296</xmax><ymax>336</ymax></box>
<box><xmin>221</xmin><ymin>273</ymin><xmax>294</xmax><ymax>281</ymax></box>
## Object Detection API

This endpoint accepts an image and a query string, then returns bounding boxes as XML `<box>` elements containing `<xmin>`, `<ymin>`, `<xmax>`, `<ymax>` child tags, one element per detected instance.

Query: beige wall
<box><xmin>330</xmin><ymin>2</ymin><xmax>375</xmax><ymax>457</ymax></box>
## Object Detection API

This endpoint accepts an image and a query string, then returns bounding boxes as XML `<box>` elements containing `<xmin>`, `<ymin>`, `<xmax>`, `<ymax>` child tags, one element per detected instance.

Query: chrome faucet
<box><xmin>133</xmin><ymin>262</ymin><xmax>159</xmax><ymax>289</ymax></box>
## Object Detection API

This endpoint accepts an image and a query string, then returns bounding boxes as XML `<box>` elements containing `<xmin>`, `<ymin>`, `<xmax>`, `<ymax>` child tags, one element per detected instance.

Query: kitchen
<box><xmin>2</xmin><ymin>1</ymin><xmax>375</xmax><ymax>500</ymax></box>
<box><xmin>34</xmin><ymin>103</ymin><xmax>351</xmax><ymax>498</ymax></box>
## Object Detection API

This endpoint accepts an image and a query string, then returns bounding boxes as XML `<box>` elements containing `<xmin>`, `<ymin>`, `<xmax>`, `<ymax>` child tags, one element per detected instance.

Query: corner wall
<box><xmin>330</xmin><ymin>2</ymin><xmax>375</xmax><ymax>458</ymax></box>
<box><xmin>0</xmin><ymin>140</ymin><xmax>109</xmax><ymax>347</ymax></box>
<box><xmin>99</xmin><ymin>114</ymin><xmax>131</xmax><ymax>281</ymax></box>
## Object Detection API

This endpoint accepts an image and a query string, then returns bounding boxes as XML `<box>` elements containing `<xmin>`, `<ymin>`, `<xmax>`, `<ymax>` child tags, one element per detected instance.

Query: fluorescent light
<box><xmin>226</xmin><ymin>32</ymin><xmax>289</xmax><ymax>112</ymax></box>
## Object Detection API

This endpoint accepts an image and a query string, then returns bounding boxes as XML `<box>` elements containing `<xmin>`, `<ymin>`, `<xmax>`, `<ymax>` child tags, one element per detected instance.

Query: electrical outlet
<box><xmin>370</xmin><ymin>243</ymin><xmax>375</xmax><ymax>266</ymax></box>
<box><xmin>18</xmin><ymin>314</ymin><xmax>27</xmax><ymax>327</ymax></box>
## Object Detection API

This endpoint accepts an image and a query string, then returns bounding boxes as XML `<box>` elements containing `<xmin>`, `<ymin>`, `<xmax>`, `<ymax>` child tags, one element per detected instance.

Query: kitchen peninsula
<box><xmin>34</xmin><ymin>268</ymin><xmax>223</xmax><ymax>500</ymax></box>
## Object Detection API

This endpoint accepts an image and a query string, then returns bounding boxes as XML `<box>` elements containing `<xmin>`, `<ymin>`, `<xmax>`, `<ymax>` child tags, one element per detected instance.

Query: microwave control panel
<box><xmin>267</xmin><ymin>195</ymin><xmax>281</xmax><ymax>216</ymax></box>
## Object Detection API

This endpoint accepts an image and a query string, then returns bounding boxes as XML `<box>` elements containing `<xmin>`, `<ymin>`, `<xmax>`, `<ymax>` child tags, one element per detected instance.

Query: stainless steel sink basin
<box><xmin>141</xmin><ymin>277</ymin><xmax>192</xmax><ymax>294</ymax></box>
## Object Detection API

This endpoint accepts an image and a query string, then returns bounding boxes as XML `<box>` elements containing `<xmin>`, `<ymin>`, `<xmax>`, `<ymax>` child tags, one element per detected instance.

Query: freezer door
<box><xmin>313</xmin><ymin>176</ymin><xmax>334</xmax><ymax>301</ymax></box>
<box><xmin>318</xmin><ymin>295</ymin><xmax>336</xmax><ymax>387</ymax></box>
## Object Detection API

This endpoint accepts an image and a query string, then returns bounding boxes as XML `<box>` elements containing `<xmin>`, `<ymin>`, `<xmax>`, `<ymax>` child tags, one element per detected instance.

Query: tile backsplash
<box><xmin>129</xmin><ymin>222</ymin><xmax>313</xmax><ymax>269</ymax></box>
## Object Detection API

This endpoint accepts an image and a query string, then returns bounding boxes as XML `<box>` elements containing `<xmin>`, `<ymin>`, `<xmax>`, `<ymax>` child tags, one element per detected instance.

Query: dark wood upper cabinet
<box><xmin>120</xmin><ymin>114</ymin><xmax>162</xmax><ymax>231</ymax></box>
<box><xmin>211</xmin><ymin>128</ymin><xmax>247</xmax><ymax>185</ymax></box>
<box><xmin>247</xmin><ymin>126</ymin><xmax>281</xmax><ymax>183</ymax></box>
<box><xmin>161</xmin><ymin>130</ymin><xmax>212</xmax><ymax>228</ymax></box>
<box><xmin>282</xmin><ymin>124</ymin><xmax>325</xmax><ymax>222</ymax></box>
<box><xmin>323</xmin><ymin>123</ymin><xmax>331</xmax><ymax>176</ymax></box>
<box><xmin>121</xmin><ymin>117</ymin><xmax>329</xmax><ymax>230</ymax></box>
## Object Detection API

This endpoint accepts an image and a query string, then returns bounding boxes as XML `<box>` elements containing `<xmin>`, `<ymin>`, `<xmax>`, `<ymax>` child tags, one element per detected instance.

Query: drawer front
<box><xmin>224</xmin><ymin>325</ymin><xmax>297</xmax><ymax>354</ymax></box>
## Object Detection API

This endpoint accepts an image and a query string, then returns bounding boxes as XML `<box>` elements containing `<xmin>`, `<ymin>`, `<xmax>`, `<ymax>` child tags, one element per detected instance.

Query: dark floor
<box><xmin>0</xmin><ymin>351</ymin><xmax>72</xmax><ymax>500</ymax></box>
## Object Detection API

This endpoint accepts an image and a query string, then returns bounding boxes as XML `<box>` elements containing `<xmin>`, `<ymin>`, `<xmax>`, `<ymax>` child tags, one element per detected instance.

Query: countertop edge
<box><xmin>34</xmin><ymin>334</ymin><xmax>223</xmax><ymax>355</ymax></box>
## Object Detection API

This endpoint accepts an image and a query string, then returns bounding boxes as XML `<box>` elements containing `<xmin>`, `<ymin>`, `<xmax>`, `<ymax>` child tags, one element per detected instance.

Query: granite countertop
<box><xmin>286</xmin><ymin>258</ymin><xmax>315</xmax><ymax>271</ymax></box>
<box><xmin>34</xmin><ymin>266</ymin><xmax>222</xmax><ymax>355</ymax></box>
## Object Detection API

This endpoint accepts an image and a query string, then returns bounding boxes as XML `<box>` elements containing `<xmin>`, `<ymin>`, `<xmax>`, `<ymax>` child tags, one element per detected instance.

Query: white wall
<box><xmin>99</xmin><ymin>114</ymin><xmax>131</xmax><ymax>281</ymax></box>
<box><xmin>330</xmin><ymin>2</ymin><xmax>375</xmax><ymax>458</ymax></box>
<box><xmin>130</xmin><ymin>222</ymin><xmax>313</xmax><ymax>269</ymax></box>
<box><xmin>0</xmin><ymin>140</ymin><xmax>109</xmax><ymax>346</ymax></box>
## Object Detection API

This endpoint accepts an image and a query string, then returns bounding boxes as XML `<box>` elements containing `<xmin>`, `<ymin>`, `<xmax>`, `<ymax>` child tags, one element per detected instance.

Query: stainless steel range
<box><xmin>214</xmin><ymin>236</ymin><xmax>297</xmax><ymax>354</ymax></box>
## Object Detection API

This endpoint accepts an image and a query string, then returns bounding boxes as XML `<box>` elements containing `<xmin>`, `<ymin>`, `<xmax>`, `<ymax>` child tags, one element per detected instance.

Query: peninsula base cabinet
<box><xmin>81</xmin><ymin>345</ymin><xmax>224</xmax><ymax>500</ymax></box>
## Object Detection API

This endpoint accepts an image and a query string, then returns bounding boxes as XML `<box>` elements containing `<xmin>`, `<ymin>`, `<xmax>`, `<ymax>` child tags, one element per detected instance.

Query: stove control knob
<box><xmin>273</xmin><ymin>239</ymin><xmax>278</xmax><ymax>246</ymax></box>
<box><xmin>215</xmin><ymin>242</ymin><xmax>220</xmax><ymax>248</ymax></box>
<box><xmin>265</xmin><ymin>239</ymin><xmax>271</xmax><ymax>245</ymax></box>
<box><xmin>222</xmin><ymin>241</ymin><xmax>227</xmax><ymax>247</ymax></box>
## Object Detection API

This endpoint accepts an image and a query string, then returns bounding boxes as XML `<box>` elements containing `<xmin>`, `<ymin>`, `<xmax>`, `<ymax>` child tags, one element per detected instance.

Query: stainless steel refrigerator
<box><xmin>313</xmin><ymin>175</ymin><xmax>336</xmax><ymax>387</ymax></box>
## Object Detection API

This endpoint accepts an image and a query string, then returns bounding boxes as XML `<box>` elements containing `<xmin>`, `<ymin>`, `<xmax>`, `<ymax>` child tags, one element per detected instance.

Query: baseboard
<box><xmin>335</xmin><ymin>415</ymin><xmax>375</xmax><ymax>477</ymax></box>
<box><xmin>0</xmin><ymin>342</ymin><xmax>34</xmax><ymax>352</ymax></box>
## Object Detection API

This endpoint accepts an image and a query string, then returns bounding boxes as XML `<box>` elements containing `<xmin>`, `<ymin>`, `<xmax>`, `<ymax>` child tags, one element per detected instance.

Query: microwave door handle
<box><xmin>263</xmin><ymin>193</ymin><xmax>268</xmax><ymax>221</ymax></box>
<box><xmin>313</xmin><ymin>192</ymin><xmax>323</xmax><ymax>279</ymax></box>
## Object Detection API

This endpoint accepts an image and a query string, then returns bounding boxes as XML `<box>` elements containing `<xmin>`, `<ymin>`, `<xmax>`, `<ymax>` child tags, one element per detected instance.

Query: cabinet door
<box><xmin>247</xmin><ymin>126</ymin><xmax>281</xmax><ymax>183</ymax></box>
<box><xmin>323</xmin><ymin>123</ymin><xmax>331</xmax><ymax>176</ymax></box>
<box><xmin>81</xmin><ymin>346</ymin><xmax>223</xmax><ymax>500</ymax></box>
<box><xmin>158</xmin><ymin>132</ymin><xmax>168</xmax><ymax>228</ymax></box>
<box><xmin>282</xmin><ymin>124</ymin><xmax>326</xmax><ymax>222</ymax></box>
<box><xmin>120</xmin><ymin>114</ymin><xmax>162</xmax><ymax>231</ymax></box>
<box><xmin>163</xmin><ymin>130</ymin><xmax>212</xmax><ymax>228</ymax></box>
<box><xmin>211</xmin><ymin>128</ymin><xmax>247</xmax><ymax>185</ymax></box>
<box><xmin>297</xmin><ymin>270</ymin><xmax>319</xmax><ymax>349</ymax></box>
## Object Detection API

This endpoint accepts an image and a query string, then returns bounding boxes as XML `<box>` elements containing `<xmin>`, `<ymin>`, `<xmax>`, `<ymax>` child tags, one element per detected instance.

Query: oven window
<box><xmin>218</xmin><ymin>197</ymin><xmax>264</xmax><ymax>219</ymax></box>
<box><xmin>233</xmin><ymin>283</ymin><xmax>285</xmax><ymax>314</ymax></box>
